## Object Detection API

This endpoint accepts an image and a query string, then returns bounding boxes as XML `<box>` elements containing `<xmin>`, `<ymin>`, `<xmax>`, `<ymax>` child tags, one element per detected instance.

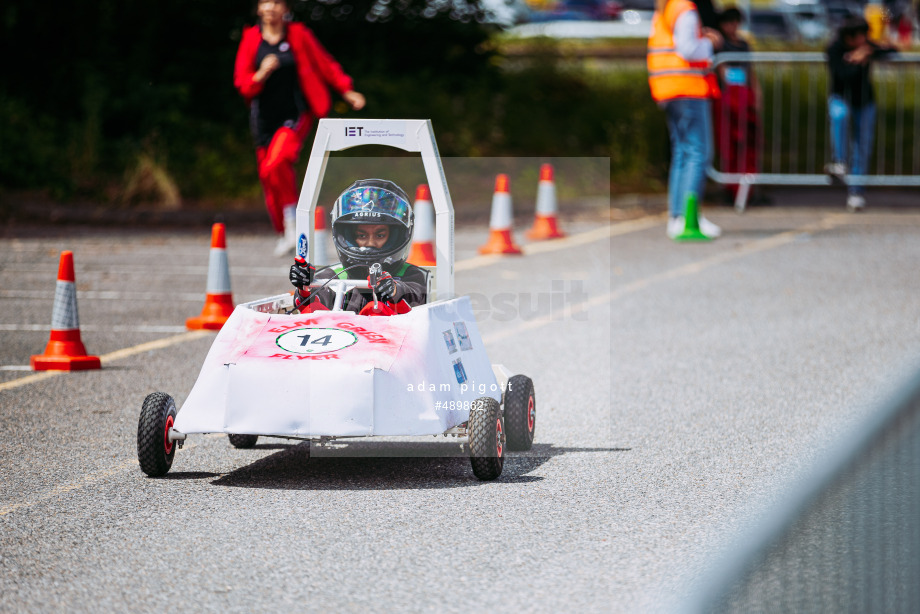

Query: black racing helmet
<box><xmin>330</xmin><ymin>179</ymin><xmax>414</xmax><ymax>268</ymax></box>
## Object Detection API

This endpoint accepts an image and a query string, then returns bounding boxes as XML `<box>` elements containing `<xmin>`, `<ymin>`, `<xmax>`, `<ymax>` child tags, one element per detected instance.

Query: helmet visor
<box><xmin>338</xmin><ymin>186</ymin><xmax>412</xmax><ymax>227</ymax></box>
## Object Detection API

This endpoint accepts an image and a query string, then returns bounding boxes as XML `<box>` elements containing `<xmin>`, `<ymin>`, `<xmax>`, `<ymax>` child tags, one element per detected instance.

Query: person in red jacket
<box><xmin>235</xmin><ymin>0</ymin><xmax>366</xmax><ymax>256</ymax></box>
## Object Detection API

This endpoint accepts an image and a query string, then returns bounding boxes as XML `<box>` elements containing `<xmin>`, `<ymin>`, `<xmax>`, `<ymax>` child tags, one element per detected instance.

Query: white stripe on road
<box><xmin>0</xmin><ymin>324</ymin><xmax>189</xmax><ymax>333</ymax></box>
<box><xmin>0</xmin><ymin>215</ymin><xmax>848</xmax><ymax>516</ymax></box>
<box><xmin>0</xmin><ymin>291</ymin><xmax>273</xmax><ymax>303</ymax></box>
<box><xmin>1</xmin><ymin>265</ymin><xmax>288</xmax><ymax>277</ymax></box>
<box><xmin>0</xmin><ymin>216</ymin><xmax>659</xmax><ymax>392</ymax></box>
<box><xmin>1</xmin><ymin>290</ymin><xmax>205</xmax><ymax>301</ymax></box>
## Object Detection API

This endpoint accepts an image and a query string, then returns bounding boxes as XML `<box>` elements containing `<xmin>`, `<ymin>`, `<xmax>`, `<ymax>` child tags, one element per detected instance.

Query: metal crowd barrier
<box><xmin>684</xmin><ymin>364</ymin><xmax>920</xmax><ymax>613</ymax></box>
<box><xmin>707</xmin><ymin>52</ymin><xmax>920</xmax><ymax>212</ymax></box>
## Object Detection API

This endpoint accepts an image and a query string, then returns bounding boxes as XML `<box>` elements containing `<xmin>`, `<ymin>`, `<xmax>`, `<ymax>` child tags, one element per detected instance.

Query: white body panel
<box><xmin>173</xmin><ymin>297</ymin><xmax>499</xmax><ymax>438</ymax></box>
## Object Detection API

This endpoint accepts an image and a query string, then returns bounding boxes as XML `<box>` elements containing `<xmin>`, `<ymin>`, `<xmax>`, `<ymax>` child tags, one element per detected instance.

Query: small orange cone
<box><xmin>31</xmin><ymin>251</ymin><xmax>101</xmax><ymax>371</ymax></box>
<box><xmin>408</xmin><ymin>184</ymin><xmax>436</xmax><ymax>266</ymax></box>
<box><xmin>478</xmin><ymin>174</ymin><xmax>523</xmax><ymax>255</ymax></box>
<box><xmin>526</xmin><ymin>163</ymin><xmax>566</xmax><ymax>240</ymax></box>
<box><xmin>314</xmin><ymin>205</ymin><xmax>330</xmax><ymax>265</ymax></box>
<box><xmin>186</xmin><ymin>223</ymin><xmax>234</xmax><ymax>330</ymax></box>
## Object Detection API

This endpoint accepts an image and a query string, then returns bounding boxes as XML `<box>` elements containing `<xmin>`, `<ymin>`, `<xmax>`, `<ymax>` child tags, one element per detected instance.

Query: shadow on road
<box><xmin>161</xmin><ymin>471</ymin><xmax>222</xmax><ymax>480</ymax></box>
<box><xmin>209</xmin><ymin>441</ymin><xmax>629</xmax><ymax>491</ymax></box>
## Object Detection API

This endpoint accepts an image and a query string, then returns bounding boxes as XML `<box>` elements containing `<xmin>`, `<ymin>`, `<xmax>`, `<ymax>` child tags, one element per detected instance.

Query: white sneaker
<box><xmin>825</xmin><ymin>162</ymin><xmax>848</xmax><ymax>184</ymax></box>
<box><xmin>846</xmin><ymin>194</ymin><xmax>866</xmax><ymax>211</ymax></box>
<box><xmin>667</xmin><ymin>216</ymin><xmax>685</xmax><ymax>238</ymax></box>
<box><xmin>698</xmin><ymin>215</ymin><xmax>722</xmax><ymax>238</ymax></box>
<box><xmin>274</xmin><ymin>211</ymin><xmax>297</xmax><ymax>257</ymax></box>
<box><xmin>273</xmin><ymin>234</ymin><xmax>296</xmax><ymax>257</ymax></box>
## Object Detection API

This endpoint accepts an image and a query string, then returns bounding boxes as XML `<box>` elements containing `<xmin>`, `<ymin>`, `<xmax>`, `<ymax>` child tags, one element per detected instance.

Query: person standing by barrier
<box><xmin>648</xmin><ymin>0</ymin><xmax>723</xmax><ymax>239</ymax></box>
<box><xmin>235</xmin><ymin>0</ymin><xmax>366</xmax><ymax>256</ymax></box>
<box><xmin>713</xmin><ymin>8</ymin><xmax>762</xmax><ymax>203</ymax></box>
<box><xmin>825</xmin><ymin>17</ymin><xmax>897</xmax><ymax>211</ymax></box>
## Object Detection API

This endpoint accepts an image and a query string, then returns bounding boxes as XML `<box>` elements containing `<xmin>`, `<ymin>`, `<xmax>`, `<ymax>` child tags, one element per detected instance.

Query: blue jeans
<box><xmin>829</xmin><ymin>95</ymin><xmax>876</xmax><ymax>196</ymax></box>
<box><xmin>664</xmin><ymin>97</ymin><xmax>712</xmax><ymax>218</ymax></box>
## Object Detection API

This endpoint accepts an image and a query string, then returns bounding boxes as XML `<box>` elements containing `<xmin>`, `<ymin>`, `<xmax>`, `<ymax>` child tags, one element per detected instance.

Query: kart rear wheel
<box><xmin>504</xmin><ymin>375</ymin><xmax>535</xmax><ymax>451</ymax></box>
<box><xmin>228</xmin><ymin>434</ymin><xmax>259</xmax><ymax>449</ymax></box>
<box><xmin>468</xmin><ymin>397</ymin><xmax>505</xmax><ymax>481</ymax></box>
<box><xmin>137</xmin><ymin>392</ymin><xmax>178</xmax><ymax>477</ymax></box>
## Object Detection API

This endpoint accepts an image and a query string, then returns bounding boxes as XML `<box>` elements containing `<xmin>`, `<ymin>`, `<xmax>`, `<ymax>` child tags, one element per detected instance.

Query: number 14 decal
<box><xmin>299</xmin><ymin>334</ymin><xmax>333</xmax><ymax>347</ymax></box>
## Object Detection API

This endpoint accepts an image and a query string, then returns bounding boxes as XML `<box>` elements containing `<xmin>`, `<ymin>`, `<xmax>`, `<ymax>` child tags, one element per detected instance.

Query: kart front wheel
<box><xmin>228</xmin><ymin>434</ymin><xmax>259</xmax><ymax>449</ymax></box>
<box><xmin>504</xmin><ymin>374</ymin><xmax>535</xmax><ymax>451</ymax></box>
<box><xmin>137</xmin><ymin>392</ymin><xmax>178</xmax><ymax>477</ymax></box>
<box><xmin>469</xmin><ymin>397</ymin><xmax>505</xmax><ymax>481</ymax></box>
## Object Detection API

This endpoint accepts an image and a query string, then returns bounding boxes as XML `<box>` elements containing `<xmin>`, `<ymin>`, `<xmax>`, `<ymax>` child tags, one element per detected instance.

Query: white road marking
<box><xmin>0</xmin><ymin>290</ymin><xmax>205</xmax><ymax>301</ymax></box>
<box><xmin>0</xmin><ymin>216</ymin><xmax>658</xmax><ymax>392</ymax></box>
<box><xmin>0</xmin><ymin>291</ymin><xmax>272</xmax><ymax>303</ymax></box>
<box><xmin>0</xmin><ymin>214</ymin><xmax>852</xmax><ymax>516</ymax></box>
<box><xmin>1</xmin><ymin>264</ymin><xmax>287</xmax><ymax>277</ymax></box>
<box><xmin>0</xmin><ymin>324</ymin><xmax>189</xmax><ymax>333</ymax></box>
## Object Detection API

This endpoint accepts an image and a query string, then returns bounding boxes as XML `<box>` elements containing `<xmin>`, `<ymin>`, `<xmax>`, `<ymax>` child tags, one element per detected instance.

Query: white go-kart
<box><xmin>136</xmin><ymin>119</ymin><xmax>536</xmax><ymax>481</ymax></box>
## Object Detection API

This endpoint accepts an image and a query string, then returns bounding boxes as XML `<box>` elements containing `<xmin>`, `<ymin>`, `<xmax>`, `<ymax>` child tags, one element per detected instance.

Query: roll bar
<box><xmin>294</xmin><ymin>119</ymin><xmax>455</xmax><ymax>300</ymax></box>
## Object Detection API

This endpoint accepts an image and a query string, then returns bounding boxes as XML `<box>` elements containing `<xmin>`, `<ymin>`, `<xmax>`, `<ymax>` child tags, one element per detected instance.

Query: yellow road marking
<box><xmin>1</xmin><ymin>218</ymin><xmax>658</xmax><ymax>392</ymax></box>
<box><xmin>0</xmin><ymin>330</ymin><xmax>211</xmax><ymax>393</ymax></box>
<box><xmin>0</xmin><ymin>434</ymin><xmax>221</xmax><ymax>517</ymax></box>
<box><xmin>482</xmin><ymin>214</ymin><xmax>847</xmax><ymax>344</ymax></box>
<box><xmin>0</xmin><ymin>214</ymin><xmax>847</xmax><ymax>515</ymax></box>
<box><xmin>455</xmin><ymin>214</ymin><xmax>663</xmax><ymax>271</ymax></box>
<box><xmin>100</xmin><ymin>330</ymin><xmax>211</xmax><ymax>363</ymax></box>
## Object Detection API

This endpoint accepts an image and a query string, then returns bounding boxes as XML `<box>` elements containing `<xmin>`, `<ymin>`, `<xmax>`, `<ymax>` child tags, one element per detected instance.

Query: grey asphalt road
<box><xmin>1</xmin><ymin>206</ymin><xmax>919</xmax><ymax>613</ymax></box>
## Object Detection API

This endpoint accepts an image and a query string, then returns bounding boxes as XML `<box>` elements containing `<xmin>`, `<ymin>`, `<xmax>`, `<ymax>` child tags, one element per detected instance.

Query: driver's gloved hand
<box><xmin>374</xmin><ymin>273</ymin><xmax>397</xmax><ymax>303</ymax></box>
<box><xmin>289</xmin><ymin>257</ymin><xmax>315</xmax><ymax>289</ymax></box>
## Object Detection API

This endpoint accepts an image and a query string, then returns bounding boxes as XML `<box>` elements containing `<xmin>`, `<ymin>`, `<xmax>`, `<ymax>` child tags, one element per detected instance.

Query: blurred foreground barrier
<box><xmin>708</xmin><ymin>52</ymin><xmax>920</xmax><ymax>212</ymax></box>
<box><xmin>686</xmin><ymin>365</ymin><xmax>920</xmax><ymax>612</ymax></box>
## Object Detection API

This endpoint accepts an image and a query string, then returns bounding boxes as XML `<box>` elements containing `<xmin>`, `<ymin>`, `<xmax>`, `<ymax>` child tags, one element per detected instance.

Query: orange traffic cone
<box><xmin>31</xmin><ymin>251</ymin><xmax>101</xmax><ymax>371</ymax></box>
<box><xmin>478</xmin><ymin>174</ymin><xmax>522</xmax><ymax>255</ymax></box>
<box><xmin>314</xmin><ymin>205</ymin><xmax>330</xmax><ymax>265</ymax></box>
<box><xmin>526</xmin><ymin>163</ymin><xmax>566</xmax><ymax>240</ymax></box>
<box><xmin>408</xmin><ymin>184</ymin><xmax>436</xmax><ymax>266</ymax></box>
<box><xmin>186</xmin><ymin>223</ymin><xmax>234</xmax><ymax>330</ymax></box>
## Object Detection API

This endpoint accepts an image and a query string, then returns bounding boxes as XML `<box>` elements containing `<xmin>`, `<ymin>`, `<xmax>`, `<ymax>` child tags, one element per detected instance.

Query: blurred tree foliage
<box><xmin>0</xmin><ymin>0</ymin><xmax>667</xmax><ymax>204</ymax></box>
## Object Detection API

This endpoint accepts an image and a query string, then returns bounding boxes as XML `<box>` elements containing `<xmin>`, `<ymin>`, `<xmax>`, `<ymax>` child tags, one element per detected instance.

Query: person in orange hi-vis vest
<box><xmin>648</xmin><ymin>0</ymin><xmax>724</xmax><ymax>239</ymax></box>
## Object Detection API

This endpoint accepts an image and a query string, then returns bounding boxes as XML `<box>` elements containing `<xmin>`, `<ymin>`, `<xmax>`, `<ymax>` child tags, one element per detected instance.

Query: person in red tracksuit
<box><xmin>234</xmin><ymin>0</ymin><xmax>365</xmax><ymax>257</ymax></box>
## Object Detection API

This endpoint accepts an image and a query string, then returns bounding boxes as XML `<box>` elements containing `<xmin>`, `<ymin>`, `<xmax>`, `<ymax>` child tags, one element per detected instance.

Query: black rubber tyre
<box><xmin>228</xmin><ymin>434</ymin><xmax>259</xmax><ymax>449</ymax></box>
<box><xmin>137</xmin><ymin>392</ymin><xmax>178</xmax><ymax>477</ymax></box>
<box><xmin>504</xmin><ymin>375</ymin><xmax>535</xmax><ymax>451</ymax></box>
<box><xmin>468</xmin><ymin>397</ymin><xmax>505</xmax><ymax>481</ymax></box>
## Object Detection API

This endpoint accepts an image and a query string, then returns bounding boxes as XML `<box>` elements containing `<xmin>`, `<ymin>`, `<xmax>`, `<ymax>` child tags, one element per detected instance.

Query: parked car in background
<box><xmin>481</xmin><ymin>0</ymin><xmax>533</xmax><ymax>27</ymax></box>
<box><xmin>747</xmin><ymin>8</ymin><xmax>802</xmax><ymax>43</ymax></box>
<box><xmin>618</xmin><ymin>0</ymin><xmax>655</xmax><ymax>9</ymax></box>
<box><xmin>527</xmin><ymin>0</ymin><xmax>622</xmax><ymax>22</ymax></box>
<box><xmin>784</xmin><ymin>2</ymin><xmax>831</xmax><ymax>42</ymax></box>
<box><xmin>825</xmin><ymin>0</ymin><xmax>864</xmax><ymax>29</ymax></box>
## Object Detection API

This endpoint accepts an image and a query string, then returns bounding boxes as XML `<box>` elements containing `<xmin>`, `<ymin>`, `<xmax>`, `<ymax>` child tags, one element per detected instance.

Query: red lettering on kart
<box><xmin>336</xmin><ymin>322</ymin><xmax>389</xmax><ymax>344</ymax></box>
<box><xmin>268</xmin><ymin>318</ymin><xmax>320</xmax><ymax>333</ymax></box>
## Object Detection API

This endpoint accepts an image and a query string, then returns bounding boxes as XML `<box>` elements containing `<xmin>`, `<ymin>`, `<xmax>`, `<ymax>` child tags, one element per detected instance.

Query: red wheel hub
<box><xmin>164</xmin><ymin>415</ymin><xmax>175</xmax><ymax>455</ymax></box>
<box><xmin>527</xmin><ymin>395</ymin><xmax>535</xmax><ymax>432</ymax></box>
<box><xmin>496</xmin><ymin>418</ymin><xmax>503</xmax><ymax>458</ymax></box>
